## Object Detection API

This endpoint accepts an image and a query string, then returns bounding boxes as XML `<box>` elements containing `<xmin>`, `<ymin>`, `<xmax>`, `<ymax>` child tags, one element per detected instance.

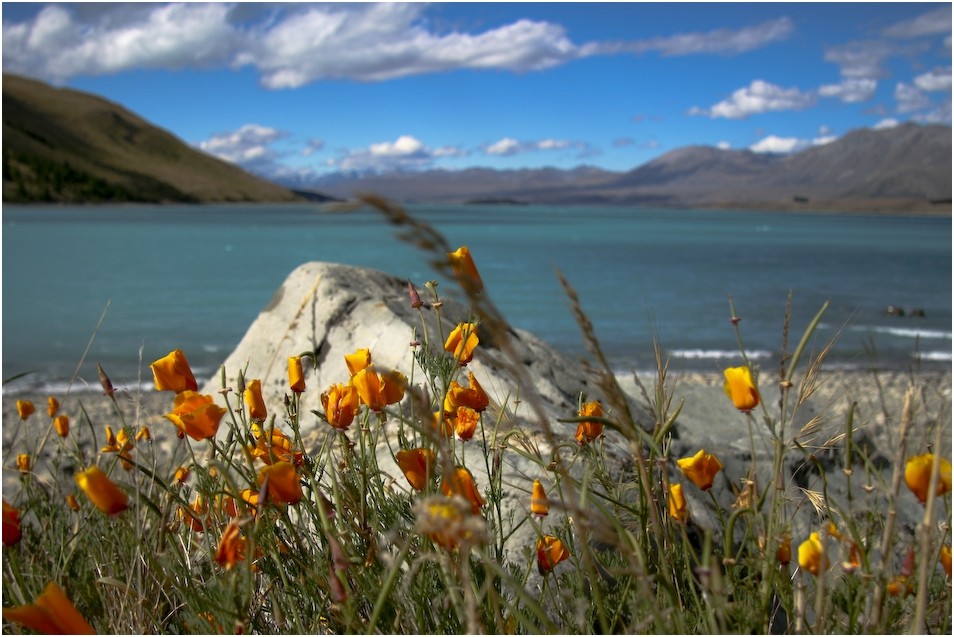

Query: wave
<box><xmin>670</xmin><ymin>349</ymin><xmax>773</xmax><ymax>360</ymax></box>
<box><xmin>849</xmin><ymin>325</ymin><xmax>952</xmax><ymax>340</ymax></box>
<box><xmin>916</xmin><ymin>351</ymin><xmax>953</xmax><ymax>362</ymax></box>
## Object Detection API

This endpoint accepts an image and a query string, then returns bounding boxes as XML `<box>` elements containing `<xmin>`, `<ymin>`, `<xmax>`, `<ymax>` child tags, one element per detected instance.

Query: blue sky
<box><xmin>2</xmin><ymin>2</ymin><xmax>951</xmax><ymax>182</ymax></box>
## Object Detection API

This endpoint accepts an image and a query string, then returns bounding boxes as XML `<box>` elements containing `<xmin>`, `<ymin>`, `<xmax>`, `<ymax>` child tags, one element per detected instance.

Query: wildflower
<box><xmin>454</xmin><ymin>406</ymin><xmax>480</xmax><ymax>441</ymax></box>
<box><xmin>135</xmin><ymin>426</ymin><xmax>151</xmax><ymax>442</ymax></box>
<box><xmin>797</xmin><ymin>532</ymin><xmax>828</xmax><ymax>576</ymax></box>
<box><xmin>668</xmin><ymin>483</ymin><xmax>688</xmax><ymax>522</ymax></box>
<box><xmin>344</xmin><ymin>347</ymin><xmax>372</xmax><ymax>376</ymax></box>
<box><xmin>101</xmin><ymin>426</ymin><xmax>134</xmax><ymax>469</ymax></box>
<box><xmin>240</xmin><ymin>489</ymin><xmax>260</xmax><ymax>514</ymax></box>
<box><xmin>321</xmin><ymin>383</ymin><xmax>360</xmax><ymax>429</ymax></box>
<box><xmin>352</xmin><ymin>366</ymin><xmax>406</xmax><ymax>411</ymax></box>
<box><xmin>97</xmin><ymin>362</ymin><xmax>115</xmax><ymax>396</ymax></box>
<box><xmin>150</xmin><ymin>348</ymin><xmax>198</xmax><ymax>393</ymax></box>
<box><xmin>180</xmin><ymin>496</ymin><xmax>208</xmax><ymax>532</ymax></box>
<box><xmin>825</xmin><ymin>521</ymin><xmax>843</xmax><ymax>541</ymax></box>
<box><xmin>165</xmin><ymin>391</ymin><xmax>227</xmax><ymax>441</ymax></box>
<box><xmin>173</xmin><ymin>466</ymin><xmax>191</xmax><ymax>485</ymax></box>
<box><xmin>575</xmin><ymin>400</ymin><xmax>604</xmax><ymax>444</ymax></box>
<box><xmin>1</xmin><ymin>581</ymin><xmax>95</xmax><ymax>634</ymax></box>
<box><xmin>940</xmin><ymin>545</ymin><xmax>951</xmax><ymax>578</ymax></box>
<box><xmin>215</xmin><ymin>521</ymin><xmax>247</xmax><ymax>570</ymax></box>
<box><xmin>16</xmin><ymin>454</ymin><xmax>30</xmax><ymax>473</ymax></box>
<box><xmin>47</xmin><ymin>396</ymin><xmax>60</xmax><ymax>417</ymax></box>
<box><xmin>287</xmin><ymin>356</ymin><xmax>306</xmax><ymax>394</ymax></box>
<box><xmin>677</xmin><ymin>449</ymin><xmax>724</xmax><ymax>491</ymax></box>
<box><xmin>249</xmin><ymin>425</ymin><xmax>303</xmax><ymax>466</ymax></box>
<box><xmin>537</xmin><ymin>535</ymin><xmax>571</xmax><ymax>574</ymax></box>
<box><xmin>886</xmin><ymin>576</ymin><xmax>914</xmax><ymax>597</ymax></box>
<box><xmin>407</xmin><ymin>280</ymin><xmax>424</xmax><ymax>309</ymax></box>
<box><xmin>16</xmin><ymin>400</ymin><xmax>34</xmax><ymax>420</ymax></box>
<box><xmin>244</xmin><ymin>379</ymin><xmax>267</xmax><ymax>421</ymax></box>
<box><xmin>74</xmin><ymin>466</ymin><xmax>128</xmax><ymax>515</ymax></box>
<box><xmin>66</xmin><ymin>494</ymin><xmax>80</xmax><ymax>512</ymax></box>
<box><xmin>776</xmin><ymin>534</ymin><xmax>792</xmax><ymax>566</ymax></box>
<box><xmin>723</xmin><ymin>366</ymin><xmax>760</xmax><ymax>412</ymax></box>
<box><xmin>531</xmin><ymin>479</ymin><xmax>550</xmax><ymax>517</ymax></box>
<box><xmin>842</xmin><ymin>542</ymin><xmax>863</xmax><ymax>573</ymax></box>
<box><xmin>3</xmin><ymin>499</ymin><xmax>22</xmax><ymax>546</ymax></box>
<box><xmin>904</xmin><ymin>453</ymin><xmax>952</xmax><ymax>503</ymax></box>
<box><xmin>395</xmin><ymin>448</ymin><xmax>435</xmax><ymax>491</ymax></box>
<box><xmin>444</xmin><ymin>322</ymin><xmax>479</xmax><ymax>365</ymax></box>
<box><xmin>258</xmin><ymin>461</ymin><xmax>303</xmax><ymax>505</ymax></box>
<box><xmin>441</xmin><ymin>466</ymin><xmax>486</xmax><ymax>515</ymax></box>
<box><xmin>448</xmin><ymin>246</ymin><xmax>483</xmax><ymax>293</ymax></box>
<box><xmin>443</xmin><ymin>372</ymin><xmax>490</xmax><ymax>414</ymax></box>
<box><xmin>414</xmin><ymin>495</ymin><xmax>489</xmax><ymax>551</ymax></box>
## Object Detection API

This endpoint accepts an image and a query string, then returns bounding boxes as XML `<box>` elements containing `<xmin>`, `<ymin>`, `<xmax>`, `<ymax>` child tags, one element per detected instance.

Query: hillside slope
<box><xmin>2</xmin><ymin>74</ymin><xmax>300</xmax><ymax>204</ymax></box>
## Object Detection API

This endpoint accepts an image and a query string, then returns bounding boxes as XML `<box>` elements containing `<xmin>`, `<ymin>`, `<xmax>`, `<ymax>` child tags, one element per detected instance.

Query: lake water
<box><xmin>2</xmin><ymin>203</ymin><xmax>951</xmax><ymax>393</ymax></box>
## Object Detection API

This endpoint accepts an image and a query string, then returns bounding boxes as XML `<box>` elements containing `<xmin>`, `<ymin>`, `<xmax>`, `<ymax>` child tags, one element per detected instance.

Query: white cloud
<box><xmin>2</xmin><ymin>4</ymin><xmax>799</xmax><ymax>88</ymax></box>
<box><xmin>823</xmin><ymin>40</ymin><xmax>897</xmax><ymax>80</ymax></box>
<box><xmin>596</xmin><ymin>17</ymin><xmax>793</xmax><ymax>56</ymax></box>
<box><xmin>812</xmin><ymin>135</ymin><xmax>838</xmax><ymax>146</ymax></box>
<box><xmin>894</xmin><ymin>82</ymin><xmax>932</xmax><ymax>113</ymax></box>
<box><xmin>913</xmin><ymin>68</ymin><xmax>953</xmax><ymax>92</ymax></box>
<box><xmin>717</xmin><ymin>141</ymin><xmax>732</xmax><ymax>150</ymax></box>
<box><xmin>694</xmin><ymin>80</ymin><xmax>815</xmax><ymax>119</ymax></box>
<box><xmin>749</xmin><ymin>135</ymin><xmax>803</xmax><ymax>154</ymax></box>
<box><xmin>818</xmin><ymin>78</ymin><xmax>877</xmax><ymax>103</ymax></box>
<box><xmin>198</xmin><ymin>124</ymin><xmax>285</xmax><ymax>166</ymax></box>
<box><xmin>483</xmin><ymin>137</ymin><xmax>589</xmax><ymax>157</ymax></box>
<box><xmin>873</xmin><ymin>118</ymin><xmax>900</xmax><ymax>130</ymax></box>
<box><xmin>2</xmin><ymin>3</ymin><xmax>238</xmax><ymax>83</ymax></box>
<box><xmin>485</xmin><ymin>138</ymin><xmax>523</xmax><ymax>156</ymax></box>
<box><xmin>882</xmin><ymin>7</ymin><xmax>952</xmax><ymax>39</ymax></box>
<box><xmin>332</xmin><ymin>135</ymin><xmax>464</xmax><ymax>172</ymax></box>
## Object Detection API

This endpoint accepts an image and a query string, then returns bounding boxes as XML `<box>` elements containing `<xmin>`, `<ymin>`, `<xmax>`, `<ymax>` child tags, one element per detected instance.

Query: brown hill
<box><xmin>2</xmin><ymin>73</ymin><xmax>300</xmax><ymax>204</ymax></box>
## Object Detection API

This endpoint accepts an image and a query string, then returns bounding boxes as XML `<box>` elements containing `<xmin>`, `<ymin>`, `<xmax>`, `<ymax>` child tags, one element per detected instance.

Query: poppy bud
<box><xmin>407</xmin><ymin>280</ymin><xmax>424</xmax><ymax>309</ymax></box>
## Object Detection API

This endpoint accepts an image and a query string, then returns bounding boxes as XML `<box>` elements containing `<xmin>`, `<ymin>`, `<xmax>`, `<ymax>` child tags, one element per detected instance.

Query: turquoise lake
<box><xmin>2</xmin><ymin>203</ymin><xmax>951</xmax><ymax>392</ymax></box>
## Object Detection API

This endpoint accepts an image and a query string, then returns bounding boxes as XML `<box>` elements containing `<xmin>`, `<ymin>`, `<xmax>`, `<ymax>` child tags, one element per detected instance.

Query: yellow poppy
<box><xmin>180</xmin><ymin>496</ymin><xmax>208</xmax><ymax>532</ymax></box>
<box><xmin>530</xmin><ymin>479</ymin><xmax>550</xmax><ymax>517</ymax></box>
<box><xmin>776</xmin><ymin>533</ymin><xmax>792</xmax><ymax>566</ymax></box>
<box><xmin>797</xmin><ymin>532</ymin><xmax>828</xmax><ymax>576</ymax></box>
<box><xmin>65</xmin><ymin>494</ymin><xmax>80</xmax><ymax>512</ymax></box>
<box><xmin>443</xmin><ymin>372</ymin><xmax>490</xmax><ymax>414</ymax></box>
<box><xmin>258</xmin><ymin>461</ymin><xmax>303</xmax><ymax>505</ymax></box>
<box><xmin>441</xmin><ymin>466</ymin><xmax>486</xmax><ymax>515</ymax></box>
<box><xmin>16</xmin><ymin>400</ymin><xmax>34</xmax><ymax>420</ymax></box>
<box><xmin>1</xmin><ymin>582</ymin><xmax>95</xmax><ymax>634</ymax></box>
<box><xmin>940</xmin><ymin>545</ymin><xmax>951</xmax><ymax>578</ymax></box>
<box><xmin>321</xmin><ymin>383</ymin><xmax>360</xmax><ymax>429</ymax></box>
<box><xmin>668</xmin><ymin>483</ymin><xmax>688</xmax><ymax>522</ymax></box>
<box><xmin>173</xmin><ymin>466</ymin><xmax>191</xmax><ymax>485</ymax></box>
<box><xmin>344</xmin><ymin>347</ymin><xmax>372</xmax><ymax>376</ymax></box>
<box><xmin>249</xmin><ymin>426</ymin><xmax>303</xmax><ymax>466</ymax></box>
<box><xmin>16</xmin><ymin>454</ymin><xmax>30</xmax><ymax>473</ymax></box>
<box><xmin>3</xmin><ymin>499</ymin><xmax>22</xmax><ymax>546</ymax></box>
<box><xmin>352</xmin><ymin>366</ymin><xmax>406</xmax><ymax>411</ymax></box>
<box><xmin>677</xmin><ymin>449</ymin><xmax>724</xmax><ymax>491</ymax></box>
<box><xmin>575</xmin><ymin>400</ymin><xmax>604</xmax><ymax>444</ymax></box>
<box><xmin>454</xmin><ymin>406</ymin><xmax>480</xmax><ymax>441</ymax></box>
<box><xmin>395</xmin><ymin>448</ymin><xmax>435</xmax><ymax>491</ymax></box>
<box><xmin>165</xmin><ymin>391</ymin><xmax>227</xmax><ymax>441</ymax></box>
<box><xmin>287</xmin><ymin>356</ymin><xmax>306</xmax><ymax>394</ymax></box>
<box><xmin>215</xmin><ymin>521</ymin><xmax>247</xmax><ymax>570</ymax></box>
<box><xmin>150</xmin><ymin>348</ymin><xmax>198</xmax><ymax>393</ymax></box>
<box><xmin>47</xmin><ymin>396</ymin><xmax>60</xmax><ymax>418</ymax></box>
<box><xmin>444</xmin><ymin>322</ymin><xmax>479</xmax><ymax>365</ymax></box>
<box><xmin>244</xmin><ymin>379</ymin><xmax>267</xmax><ymax>422</ymax></box>
<box><xmin>723</xmin><ymin>366</ymin><xmax>760</xmax><ymax>412</ymax></box>
<box><xmin>448</xmin><ymin>246</ymin><xmax>483</xmax><ymax>293</ymax></box>
<box><xmin>53</xmin><ymin>415</ymin><xmax>69</xmax><ymax>437</ymax></box>
<box><xmin>414</xmin><ymin>495</ymin><xmax>488</xmax><ymax>551</ymax></box>
<box><xmin>904</xmin><ymin>453</ymin><xmax>953</xmax><ymax>503</ymax></box>
<box><xmin>135</xmin><ymin>426</ymin><xmax>151</xmax><ymax>442</ymax></box>
<box><xmin>537</xmin><ymin>535</ymin><xmax>570</xmax><ymax>574</ymax></box>
<box><xmin>74</xmin><ymin>466</ymin><xmax>128</xmax><ymax>516</ymax></box>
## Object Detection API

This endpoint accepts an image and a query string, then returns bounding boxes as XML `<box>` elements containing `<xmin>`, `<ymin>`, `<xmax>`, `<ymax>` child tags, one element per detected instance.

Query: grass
<box><xmin>2</xmin><ymin>196</ymin><xmax>951</xmax><ymax>634</ymax></box>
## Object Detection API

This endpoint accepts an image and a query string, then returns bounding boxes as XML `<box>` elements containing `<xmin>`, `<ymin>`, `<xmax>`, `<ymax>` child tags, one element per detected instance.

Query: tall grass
<box><xmin>2</xmin><ymin>196</ymin><xmax>951</xmax><ymax>634</ymax></box>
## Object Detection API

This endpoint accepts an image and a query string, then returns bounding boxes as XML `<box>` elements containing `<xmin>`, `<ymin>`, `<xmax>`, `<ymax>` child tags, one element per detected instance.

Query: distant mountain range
<box><xmin>3</xmin><ymin>73</ymin><xmax>950</xmax><ymax>211</ymax></box>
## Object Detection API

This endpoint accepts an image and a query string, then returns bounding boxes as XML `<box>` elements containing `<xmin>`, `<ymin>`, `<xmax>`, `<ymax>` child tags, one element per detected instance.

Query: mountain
<box><xmin>301</xmin><ymin>124</ymin><xmax>951</xmax><ymax>212</ymax></box>
<box><xmin>2</xmin><ymin>73</ymin><xmax>301</xmax><ymax>204</ymax></box>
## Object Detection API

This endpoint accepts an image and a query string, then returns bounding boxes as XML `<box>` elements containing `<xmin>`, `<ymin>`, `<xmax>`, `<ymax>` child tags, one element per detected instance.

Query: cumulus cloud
<box><xmin>882</xmin><ymin>6</ymin><xmax>952</xmax><ymax>39</ymax></box>
<box><xmin>873</xmin><ymin>118</ymin><xmax>900</xmax><ymax>130</ymax></box>
<box><xmin>823</xmin><ymin>40</ymin><xmax>898</xmax><ymax>80</ymax></box>
<box><xmin>818</xmin><ymin>78</ymin><xmax>877</xmax><ymax>103</ymax></box>
<box><xmin>913</xmin><ymin>68</ymin><xmax>953</xmax><ymax>92</ymax></box>
<box><xmin>198</xmin><ymin>124</ymin><xmax>286</xmax><ymax>167</ymax></box>
<box><xmin>2</xmin><ymin>3</ymin><xmax>238</xmax><ymax>83</ymax></box>
<box><xmin>2</xmin><ymin>3</ymin><xmax>797</xmax><ymax>87</ymax></box>
<box><xmin>483</xmin><ymin>137</ymin><xmax>590</xmax><ymax>157</ymax></box>
<box><xmin>331</xmin><ymin>135</ymin><xmax>465</xmax><ymax>172</ymax></box>
<box><xmin>894</xmin><ymin>82</ymin><xmax>932</xmax><ymax>113</ymax></box>
<box><xmin>749</xmin><ymin>135</ymin><xmax>803</xmax><ymax>154</ymax></box>
<box><xmin>692</xmin><ymin>80</ymin><xmax>815</xmax><ymax>119</ymax></box>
